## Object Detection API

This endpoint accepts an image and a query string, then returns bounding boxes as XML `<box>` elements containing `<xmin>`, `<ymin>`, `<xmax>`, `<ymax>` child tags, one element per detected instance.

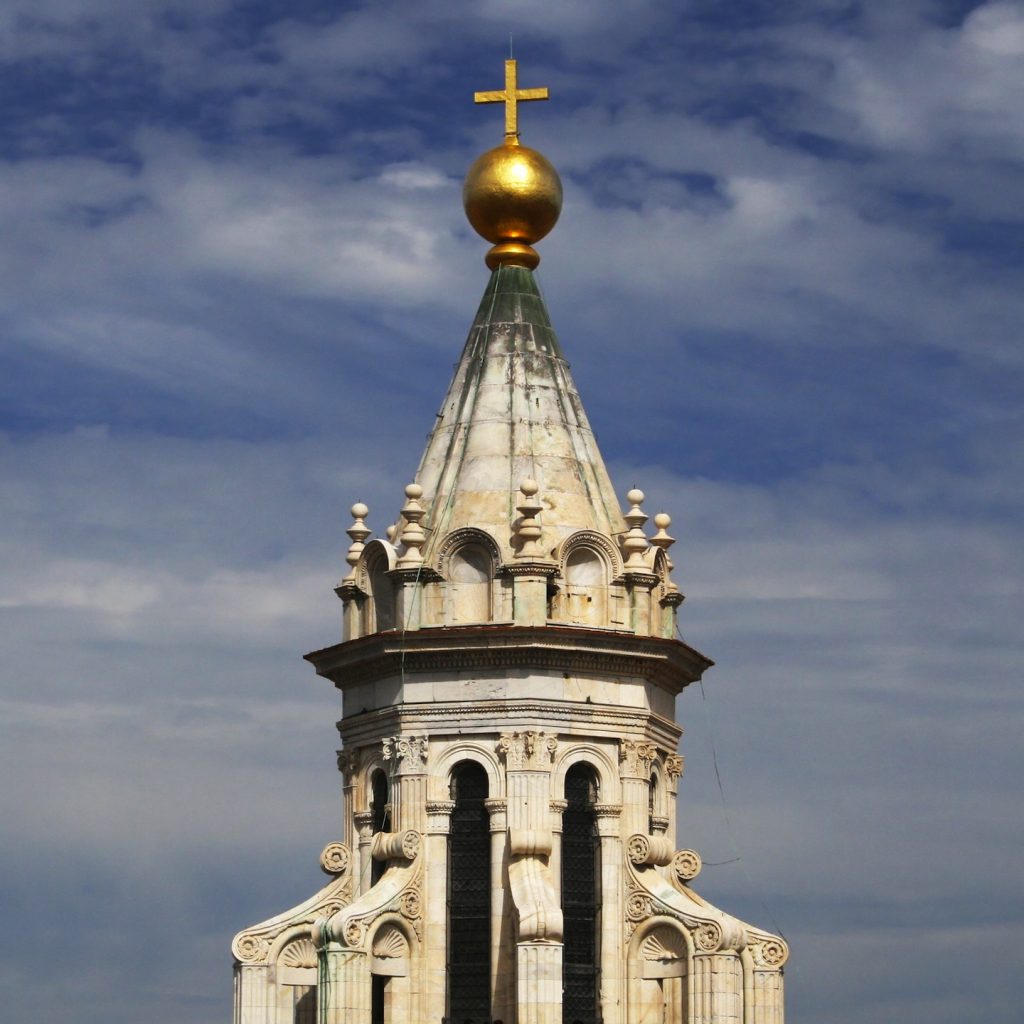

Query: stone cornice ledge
<box><xmin>305</xmin><ymin>624</ymin><xmax>713</xmax><ymax>695</ymax></box>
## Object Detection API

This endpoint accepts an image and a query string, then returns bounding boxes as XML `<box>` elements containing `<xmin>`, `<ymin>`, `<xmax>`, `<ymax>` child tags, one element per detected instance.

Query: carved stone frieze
<box><xmin>382</xmin><ymin>734</ymin><xmax>428</xmax><ymax>773</ymax></box>
<box><xmin>497</xmin><ymin>730</ymin><xmax>558</xmax><ymax>770</ymax></box>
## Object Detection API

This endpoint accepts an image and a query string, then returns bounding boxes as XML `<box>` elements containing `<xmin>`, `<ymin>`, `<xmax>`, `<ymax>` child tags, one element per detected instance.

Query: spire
<box><xmin>407</xmin><ymin>263</ymin><xmax>624</xmax><ymax>563</ymax></box>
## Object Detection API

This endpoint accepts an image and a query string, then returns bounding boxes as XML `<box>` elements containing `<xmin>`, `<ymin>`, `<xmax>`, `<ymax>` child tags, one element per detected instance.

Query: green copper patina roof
<box><xmin>409</xmin><ymin>264</ymin><xmax>625</xmax><ymax>561</ymax></box>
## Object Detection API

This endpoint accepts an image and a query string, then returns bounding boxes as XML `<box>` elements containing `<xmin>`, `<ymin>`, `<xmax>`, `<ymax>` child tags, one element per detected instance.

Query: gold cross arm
<box><xmin>474</xmin><ymin>59</ymin><xmax>549</xmax><ymax>140</ymax></box>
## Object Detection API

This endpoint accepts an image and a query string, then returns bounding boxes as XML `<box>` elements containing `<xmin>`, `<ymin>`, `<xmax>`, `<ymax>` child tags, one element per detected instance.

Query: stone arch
<box><xmin>626</xmin><ymin>917</ymin><xmax>693</xmax><ymax>1024</ymax></box>
<box><xmin>428</xmin><ymin>740</ymin><xmax>504</xmax><ymax>801</ymax></box>
<box><xmin>557</xmin><ymin>530</ymin><xmax>623</xmax><ymax>577</ymax></box>
<box><xmin>359</xmin><ymin>540</ymin><xmax>397</xmax><ymax>634</ymax></box>
<box><xmin>552</xmin><ymin>742</ymin><xmax>621</xmax><ymax>805</ymax></box>
<box><xmin>435</xmin><ymin>527</ymin><xmax>502</xmax><ymax>576</ymax></box>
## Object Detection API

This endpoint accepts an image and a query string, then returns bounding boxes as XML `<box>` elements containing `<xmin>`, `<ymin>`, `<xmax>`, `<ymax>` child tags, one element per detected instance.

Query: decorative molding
<box><xmin>555</xmin><ymin>529</ymin><xmax>624</xmax><ymax>579</ymax></box>
<box><xmin>435</xmin><ymin>527</ymin><xmax>502</xmax><ymax>577</ymax></box>
<box><xmin>279</xmin><ymin>937</ymin><xmax>318</xmax><ymax>969</ymax></box>
<box><xmin>382</xmin><ymin>734</ymin><xmax>428</xmax><ymax>773</ymax></box>
<box><xmin>497</xmin><ymin>731</ymin><xmax>558</xmax><ymax>770</ymax></box>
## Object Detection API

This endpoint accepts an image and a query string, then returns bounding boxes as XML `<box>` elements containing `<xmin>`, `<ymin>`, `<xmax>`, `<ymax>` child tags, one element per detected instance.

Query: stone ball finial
<box><xmin>404</xmin><ymin>483</ymin><xmax>423</xmax><ymax>501</ymax></box>
<box><xmin>653</xmin><ymin>512</ymin><xmax>671</xmax><ymax>530</ymax></box>
<box><xmin>626</xmin><ymin>487</ymin><xmax>645</xmax><ymax>506</ymax></box>
<box><xmin>519</xmin><ymin>478</ymin><xmax>539</xmax><ymax>497</ymax></box>
<box><xmin>351</xmin><ymin>501</ymin><xmax>369</xmax><ymax>520</ymax></box>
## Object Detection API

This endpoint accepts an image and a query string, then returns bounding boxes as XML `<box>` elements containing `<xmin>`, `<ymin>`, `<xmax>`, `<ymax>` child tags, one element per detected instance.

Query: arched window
<box><xmin>370</xmin><ymin>770</ymin><xmax>390</xmax><ymax>886</ymax></box>
<box><xmin>563</xmin><ymin>763</ymin><xmax>601</xmax><ymax>1024</ymax></box>
<box><xmin>448</xmin><ymin>544</ymin><xmax>492</xmax><ymax>623</ymax></box>
<box><xmin>564</xmin><ymin>548</ymin><xmax>607</xmax><ymax>626</ymax></box>
<box><xmin>447</xmin><ymin>761</ymin><xmax>491</xmax><ymax>1022</ymax></box>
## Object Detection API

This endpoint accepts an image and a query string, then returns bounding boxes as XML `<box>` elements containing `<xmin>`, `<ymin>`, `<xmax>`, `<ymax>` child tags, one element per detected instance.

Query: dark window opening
<box><xmin>448</xmin><ymin>761</ymin><xmax>491</xmax><ymax>1023</ymax></box>
<box><xmin>563</xmin><ymin>763</ymin><xmax>600</xmax><ymax>1024</ymax></box>
<box><xmin>371</xmin><ymin>769</ymin><xmax>390</xmax><ymax>886</ymax></box>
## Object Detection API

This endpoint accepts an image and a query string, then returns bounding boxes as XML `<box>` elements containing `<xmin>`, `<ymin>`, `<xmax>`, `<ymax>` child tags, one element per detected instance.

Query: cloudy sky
<box><xmin>1</xmin><ymin>1</ymin><xmax>1022</xmax><ymax>1021</ymax></box>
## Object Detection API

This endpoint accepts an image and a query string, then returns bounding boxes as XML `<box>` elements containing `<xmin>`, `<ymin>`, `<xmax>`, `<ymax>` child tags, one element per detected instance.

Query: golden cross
<box><xmin>474</xmin><ymin>59</ymin><xmax>549</xmax><ymax>140</ymax></box>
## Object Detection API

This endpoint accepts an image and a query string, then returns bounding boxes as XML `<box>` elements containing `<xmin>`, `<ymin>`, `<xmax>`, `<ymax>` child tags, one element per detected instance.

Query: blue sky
<box><xmin>1</xmin><ymin>2</ymin><xmax>1022</xmax><ymax>1021</ymax></box>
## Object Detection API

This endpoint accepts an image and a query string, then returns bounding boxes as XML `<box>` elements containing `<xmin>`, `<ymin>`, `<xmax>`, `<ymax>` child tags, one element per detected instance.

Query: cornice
<box><xmin>305</xmin><ymin>623</ymin><xmax>712</xmax><ymax>695</ymax></box>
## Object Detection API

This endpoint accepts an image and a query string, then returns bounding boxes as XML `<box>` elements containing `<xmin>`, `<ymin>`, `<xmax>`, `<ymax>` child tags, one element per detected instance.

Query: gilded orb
<box><xmin>463</xmin><ymin>141</ymin><xmax>562</xmax><ymax>268</ymax></box>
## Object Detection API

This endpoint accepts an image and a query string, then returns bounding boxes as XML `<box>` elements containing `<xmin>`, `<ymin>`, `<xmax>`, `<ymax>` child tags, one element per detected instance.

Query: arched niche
<box><xmin>554</xmin><ymin>532</ymin><xmax>622</xmax><ymax>628</ymax></box>
<box><xmin>436</xmin><ymin>528</ymin><xmax>503</xmax><ymax>625</ymax></box>
<box><xmin>367</xmin><ymin>916</ymin><xmax>417</xmax><ymax>1024</ymax></box>
<box><xmin>627</xmin><ymin>919</ymin><xmax>691</xmax><ymax>1024</ymax></box>
<box><xmin>359</xmin><ymin>540</ymin><xmax>397</xmax><ymax>634</ymax></box>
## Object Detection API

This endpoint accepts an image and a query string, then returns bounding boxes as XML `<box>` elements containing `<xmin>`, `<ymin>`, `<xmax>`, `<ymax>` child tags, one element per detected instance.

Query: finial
<box><xmin>396</xmin><ymin>484</ymin><xmax>427</xmax><ymax>569</ymax></box>
<box><xmin>514</xmin><ymin>478</ymin><xmax>545</xmax><ymax>559</ymax></box>
<box><xmin>343</xmin><ymin>502</ymin><xmax>371</xmax><ymax>582</ymax></box>
<box><xmin>622</xmin><ymin>489</ymin><xmax>651</xmax><ymax>570</ymax></box>
<box><xmin>464</xmin><ymin>59</ymin><xmax>562</xmax><ymax>270</ymax></box>
<box><xmin>651</xmin><ymin>512</ymin><xmax>680</xmax><ymax>594</ymax></box>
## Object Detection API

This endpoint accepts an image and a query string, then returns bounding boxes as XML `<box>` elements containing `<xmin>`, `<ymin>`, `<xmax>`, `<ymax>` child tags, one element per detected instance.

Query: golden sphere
<box><xmin>463</xmin><ymin>141</ymin><xmax>562</xmax><ymax>247</ymax></box>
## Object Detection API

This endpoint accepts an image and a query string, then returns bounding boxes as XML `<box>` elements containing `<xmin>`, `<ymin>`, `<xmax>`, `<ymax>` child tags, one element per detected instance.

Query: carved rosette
<box><xmin>497</xmin><ymin>730</ymin><xmax>558</xmax><ymax>770</ymax></box>
<box><xmin>694</xmin><ymin>921</ymin><xmax>724</xmax><ymax>952</ymax></box>
<box><xmin>232</xmin><ymin>932</ymin><xmax>270</xmax><ymax>964</ymax></box>
<box><xmin>619</xmin><ymin>739</ymin><xmax>658</xmax><ymax>778</ymax></box>
<box><xmin>319</xmin><ymin>841</ymin><xmax>351</xmax><ymax>876</ymax></box>
<box><xmin>382</xmin><ymin>734</ymin><xmax>428</xmax><ymax>773</ymax></box>
<box><xmin>750</xmin><ymin>936</ymin><xmax>790</xmax><ymax>968</ymax></box>
<box><xmin>671</xmin><ymin>848</ymin><xmax>702</xmax><ymax>883</ymax></box>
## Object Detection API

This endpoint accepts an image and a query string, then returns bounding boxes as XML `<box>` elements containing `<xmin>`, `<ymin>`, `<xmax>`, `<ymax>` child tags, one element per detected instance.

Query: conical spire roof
<box><xmin>410</xmin><ymin>263</ymin><xmax>624</xmax><ymax>561</ymax></box>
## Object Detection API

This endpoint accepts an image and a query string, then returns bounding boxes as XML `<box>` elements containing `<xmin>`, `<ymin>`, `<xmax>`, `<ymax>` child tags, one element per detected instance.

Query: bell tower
<box><xmin>232</xmin><ymin>60</ymin><xmax>789</xmax><ymax>1024</ymax></box>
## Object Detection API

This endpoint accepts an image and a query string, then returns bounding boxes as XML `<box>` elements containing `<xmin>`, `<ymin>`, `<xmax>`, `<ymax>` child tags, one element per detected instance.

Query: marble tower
<box><xmin>232</xmin><ymin>59</ymin><xmax>789</xmax><ymax>1024</ymax></box>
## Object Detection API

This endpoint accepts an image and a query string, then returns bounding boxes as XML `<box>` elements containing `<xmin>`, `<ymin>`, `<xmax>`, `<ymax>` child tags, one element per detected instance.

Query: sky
<box><xmin>1</xmin><ymin>1</ymin><xmax>1022</xmax><ymax>1021</ymax></box>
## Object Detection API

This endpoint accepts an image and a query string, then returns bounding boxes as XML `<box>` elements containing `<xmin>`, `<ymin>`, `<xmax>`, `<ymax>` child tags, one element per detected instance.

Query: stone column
<box><xmin>353</xmin><ymin>810</ymin><xmax>375</xmax><ymax>896</ymax></box>
<box><xmin>382</xmin><ymin>735</ymin><xmax>428</xmax><ymax>834</ymax></box>
<box><xmin>233</xmin><ymin>964</ymin><xmax>270</xmax><ymax>1024</ymax></box>
<box><xmin>595</xmin><ymin>802</ymin><xmax>624</xmax><ymax>1024</ymax></box>
<box><xmin>664</xmin><ymin>754</ymin><xmax>684</xmax><ymax>841</ymax></box>
<box><xmin>619</xmin><ymin>740</ymin><xmax>658</xmax><ymax>839</ymax></box>
<box><xmin>485</xmin><ymin>797</ymin><xmax>512</xmax><ymax>1022</ymax></box>
<box><xmin>498</xmin><ymin>731</ymin><xmax>563</xmax><ymax>1024</ymax></box>
<box><xmin>337</xmin><ymin>749</ymin><xmax>361</xmax><ymax>851</ymax></box>
<box><xmin>691</xmin><ymin>952</ymin><xmax>743</xmax><ymax>1024</ymax></box>
<box><xmin>425</xmin><ymin>799</ymin><xmax>455</xmax><ymax>1024</ymax></box>
<box><xmin>320</xmin><ymin>942</ymin><xmax>371</xmax><ymax>1024</ymax></box>
<box><xmin>549</xmin><ymin>798</ymin><xmax>568</xmax><ymax>903</ymax></box>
